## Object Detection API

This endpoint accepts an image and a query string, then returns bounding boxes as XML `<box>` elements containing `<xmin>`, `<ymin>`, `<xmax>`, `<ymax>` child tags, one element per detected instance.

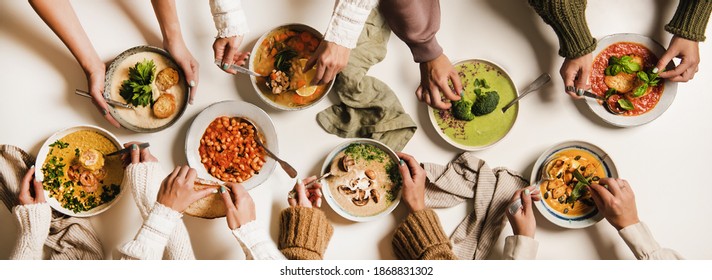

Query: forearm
<box><xmin>278</xmin><ymin>207</ymin><xmax>333</xmax><ymax>260</ymax></box>
<box><xmin>528</xmin><ymin>0</ymin><xmax>596</xmax><ymax>58</ymax></box>
<box><xmin>119</xmin><ymin>203</ymin><xmax>183</xmax><ymax>260</ymax></box>
<box><xmin>503</xmin><ymin>235</ymin><xmax>539</xmax><ymax>260</ymax></box>
<box><xmin>618</xmin><ymin>222</ymin><xmax>684</xmax><ymax>260</ymax></box>
<box><xmin>231</xmin><ymin>221</ymin><xmax>286</xmax><ymax>260</ymax></box>
<box><xmin>10</xmin><ymin>203</ymin><xmax>52</xmax><ymax>260</ymax></box>
<box><xmin>151</xmin><ymin>0</ymin><xmax>185</xmax><ymax>47</ymax></box>
<box><xmin>324</xmin><ymin>0</ymin><xmax>378</xmax><ymax>49</ymax></box>
<box><xmin>210</xmin><ymin>0</ymin><xmax>249</xmax><ymax>38</ymax></box>
<box><xmin>380</xmin><ymin>0</ymin><xmax>443</xmax><ymax>63</ymax></box>
<box><xmin>29</xmin><ymin>0</ymin><xmax>103</xmax><ymax>73</ymax></box>
<box><xmin>666</xmin><ymin>0</ymin><xmax>712</xmax><ymax>41</ymax></box>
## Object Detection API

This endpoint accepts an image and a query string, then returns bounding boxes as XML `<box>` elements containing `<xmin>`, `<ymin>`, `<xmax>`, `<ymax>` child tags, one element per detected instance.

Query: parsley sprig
<box><xmin>119</xmin><ymin>59</ymin><xmax>156</xmax><ymax>107</ymax></box>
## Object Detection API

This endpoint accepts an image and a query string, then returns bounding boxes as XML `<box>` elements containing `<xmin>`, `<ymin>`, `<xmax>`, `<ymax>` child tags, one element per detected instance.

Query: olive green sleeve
<box><xmin>528</xmin><ymin>0</ymin><xmax>596</xmax><ymax>58</ymax></box>
<box><xmin>666</xmin><ymin>0</ymin><xmax>712</xmax><ymax>41</ymax></box>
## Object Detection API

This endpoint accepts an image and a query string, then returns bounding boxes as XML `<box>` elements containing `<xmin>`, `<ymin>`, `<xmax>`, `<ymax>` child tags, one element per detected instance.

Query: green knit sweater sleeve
<box><xmin>529</xmin><ymin>0</ymin><xmax>596</xmax><ymax>58</ymax></box>
<box><xmin>666</xmin><ymin>0</ymin><xmax>712</xmax><ymax>41</ymax></box>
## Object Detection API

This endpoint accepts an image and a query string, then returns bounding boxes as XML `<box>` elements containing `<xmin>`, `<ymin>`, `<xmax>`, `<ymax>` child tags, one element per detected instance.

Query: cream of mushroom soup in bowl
<box><xmin>320</xmin><ymin>139</ymin><xmax>402</xmax><ymax>222</ymax></box>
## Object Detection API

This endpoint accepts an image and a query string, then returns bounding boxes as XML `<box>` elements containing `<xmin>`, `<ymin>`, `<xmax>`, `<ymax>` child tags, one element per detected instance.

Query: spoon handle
<box><xmin>501</xmin><ymin>73</ymin><xmax>551</xmax><ymax>113</ymax></box>
<box><xmin>255</xmin><ymin>136</ymin><xmax>298</xmax><ymax>178</ymax></box>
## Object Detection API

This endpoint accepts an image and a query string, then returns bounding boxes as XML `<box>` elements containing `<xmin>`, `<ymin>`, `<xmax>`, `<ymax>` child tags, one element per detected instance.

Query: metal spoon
<box><xmin>75</xmin><ymin>89</ymin><xmax>134</xmax><ymax>109</ymax></box>
<box><xmin>241</xmin><ymin>118</ymin><xmax>298</xmax><ymax>178</ymax></box>
<box><xmin>501</xmin><ymin>73</ymin><xmax>551</xmax><ymax>113</ymax></box>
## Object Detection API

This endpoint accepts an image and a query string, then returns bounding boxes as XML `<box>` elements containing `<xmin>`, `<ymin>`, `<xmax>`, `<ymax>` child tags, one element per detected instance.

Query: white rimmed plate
<box><xmin>185</xmin><ymin>100</ymin><xmax>277</xmax><ymax>190</ymax></box>
<box><xmin>531</xmin><ymin>140</ymin><xmax>618</xmax><ymax>229</ymax></box>
<box><xmin>586</xmin><ymin>33</ymin><xmax>677</xmax><ymax>127</ymax></box>
<box><xmin>34</xmin><ymin>125</ymin><xmax>124</xmax><ymax>217</ymax></box>
<box><xmin>428</xmin><ymin>59</ymin><xmax>519</xmax><ymax>151</ymax></box>
<box><xmin>320</xmin><ymin>138</ymin><xmax>402</xmax><ymax>222</ymax></box>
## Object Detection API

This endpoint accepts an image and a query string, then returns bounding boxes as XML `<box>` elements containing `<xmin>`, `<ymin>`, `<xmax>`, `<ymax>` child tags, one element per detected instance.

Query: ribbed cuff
<box><xmin>503</xmin><ymin>235</ymin><xmax>539</xmax><ymax>260</ymax></box>
<box><xmin>529</xmin><ymin>0</ymin><xmax>597</xmax><ymax>58</ymax></box>
<box><xmin>324</xmin><ymin>0</ymin><xmax>376</xmax><ymax>48</ymax></box>
<box><xmin>392</xmin><ymin>209</ymin><xmax>452</xmax><ymax>260</ymax></box>
<box><xmin>409</xmin><ymin>37</ymin><xmax>444</xmax><ymax>63</ymax></box>
<box><xmin>232</xmin><ymin>220</ymin><xmax>286</xmax><ymax>260</ymax></box>
<box><xmin>665</xmin><ymin>0</ymin><xmax>712</xmax><ymax>42</ymax></box>
<box><xmin>278</xmin><ymin>207</ymin><xmax>333</xmax><ymax>260</ymax></box>
<box><xmin>11</xmin><ymin>203</ymin><xmax>51</xmax><ymax>260</ymax></box>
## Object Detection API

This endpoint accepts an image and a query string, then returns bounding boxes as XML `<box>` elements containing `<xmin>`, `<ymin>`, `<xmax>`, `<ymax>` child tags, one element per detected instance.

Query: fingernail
<box><xmin>576</xmin><ymin>89</ymin><xmax>584</xmax><ymax>96</ymax></box>
<box><xmin>399</xmin><ymin>159</ymin><xmax>405</xmax><ymax>166</ymax></box>
<box><xmin>459</xmin><ymin>90</ymin><xmax>464</xmax><ymax>97</ymax></box>
<box><xmin>29</xmin><ymin>165</ymin><xmax>35</xmax><ymax>169</ymax></box>
<box><xmin>131</xmin><ymin>144</ymin><xmax>138</xmax><ymax>151</ymax></box>
<box><xmin>219</xmin><ymin>186</ymin><xmax>226</xmax><ymax>193</ymax></box>
<box><xmin>189</xmin><ymin>80</ymin><xmax>196</xmax><ymax>87</ymax></box>
<box><xmin>524</xmin><ymin>189</ymin><xmax>531</xmax><ymax>196</ymax></box>
<box><xmin>652</xmin><ymin>67</ymin><xmax>659</xmax><ymax>74</ymax></box>
<box><xmin>211</xmin><ymin>189</ymin><xmax>219</xmax><ymax>194</ymax></box>
<box><xmin>102</xmin><ymin>109</ymin><xmax>108</xmax><ymax>115</ymax></box>
<box><xmin>222</xmin><ymin>64</ymin><xmax>230</xmax><ymax>70</ymax></box>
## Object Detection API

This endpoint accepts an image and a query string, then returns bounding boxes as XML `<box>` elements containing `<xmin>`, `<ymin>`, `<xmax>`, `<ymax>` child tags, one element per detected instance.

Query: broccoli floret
<box><xmin>451</xmin><ymin>100</ymin><xmax>475</xmax><ymax>121</ymax></box>
<box><xmin>472</xmin><ymin>90</ymin><xmax>500</xmax><ymax>116</ymax></box>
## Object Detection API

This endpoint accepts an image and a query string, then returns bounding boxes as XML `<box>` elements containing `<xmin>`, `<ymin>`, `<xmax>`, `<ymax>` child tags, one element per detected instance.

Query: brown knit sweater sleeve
<box><xmin>379</xmin><ymin>0</ymin><xmax>443</xmax><ymax>63</ymax></box>
<box><xmin>392</xmin><ymin>209</ymin><xmax>457</xmax><ymax>260</ymax></box>
<box><xmin>278</xmin><ymin>207</ymin><xmax>334</xmax><ymax>260</ymax></box>
<box><xmin>528</xmin><ymin>0</ymin><xmax>596</xmax><ymax>58</ymax></box>
<box><xmin>666</xmin><ymin>0</ymin><xmax>712</xmax><ymax>41</ymax></box>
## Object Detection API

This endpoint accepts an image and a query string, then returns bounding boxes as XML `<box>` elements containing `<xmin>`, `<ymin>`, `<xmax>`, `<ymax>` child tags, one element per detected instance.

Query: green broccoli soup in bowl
<box><xmin>428</xmin><ymin>59</ymin><xmax>518</xmax><ymax>151</ymax></box>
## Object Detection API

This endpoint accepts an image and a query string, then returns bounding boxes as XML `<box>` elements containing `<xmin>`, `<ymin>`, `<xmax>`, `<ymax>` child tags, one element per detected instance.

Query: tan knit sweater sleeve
<box><xmin>528</xmin><ymin>0</ymin><xmax>596</xmax><ymax>58</ymax></box>
<box><xmin>392</xmin><ymin>209</ymin><xmax>457</xmax><ymax>260</ymax></box>
<box><xmin>666</xmin><ymin>0</ymin><xmax>712</xmax><ymax>41</ymax></box>
<box><xmin>278</xmin><ymin>207</ymin><xmax>334</xmax><ymax>260</ymax></box>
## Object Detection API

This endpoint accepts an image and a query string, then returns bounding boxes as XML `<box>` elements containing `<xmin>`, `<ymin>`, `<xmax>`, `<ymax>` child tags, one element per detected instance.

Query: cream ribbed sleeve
<box><xmin>120</xmin><ymin>203</ymin><xmax>183</xmax><ymax>260</ymax></box>
<box><xmin>10</xmin><ymin>203</ymin><xmax>51</xmax><ymax>260</ymax></box>
<box><xmin>502</xmin><ymin>235</ymin><xmax>539</xmax><ymax>260</ymax></box>
<box><xmin>231</xmin><ymin>220</ymin><xmax>286</xmax><ymax>260</ymax></box>
<box><xmin>210</xmin><ymin>0</ymin><xmax>249</xmax><ymax>38</ymax></box>
<box><xmin>618</xmin><ymin>222</ymin><xmax>684</xmax><ymax>260</ymax></box>
<box><xmin>324</xmin><ymin>0</ymin><xmax>378</xmax><ymax>48</ymax></box>
<box><xmin>124</xmin><ymin>162</ymin><xmax>195</xmax><ymax>260</ymax></box>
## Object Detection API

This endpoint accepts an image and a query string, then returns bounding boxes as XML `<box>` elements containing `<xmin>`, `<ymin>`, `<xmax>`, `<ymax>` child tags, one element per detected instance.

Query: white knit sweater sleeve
<box><xmin>502</xmin><ymin>235</ymin><xmax>539</xmax><ymax>260</ymax></box>
<box><xmin>618</xmin><ymin>222</ymin><xmax>684</xmax><ymax>260</ymax></box>
<box><xmin>231</xmin><ymin>220</ymin><xmax>286</xmax><ymax>260</ymax></box>
<box><xmin>10</xmin><ymin>203</ymin><xmax>51</xmax><ymax>260</ymax></box>
<box><xmin>124</xmin><ymin>162</ymin><xmax>196</xmax><ymax>260</ymax></box>
<box><xmin>323</xmin><ymin>0</ymin><xmax>378</xmax><ymax>48</ymax></box>
<box><xmin>119</xmin><ymin>203</ymin><xmax>183</xmax><ymax>260</ymax></box>
<box><xmin>210</xmin><ymin>0</ymin><xmax>249</xmax><ymax>38</ymax></box>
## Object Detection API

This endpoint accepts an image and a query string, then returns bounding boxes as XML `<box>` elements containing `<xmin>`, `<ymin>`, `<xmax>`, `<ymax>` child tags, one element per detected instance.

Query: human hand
<box><xmin>220</xmin><ymin>183</ymin><xmax>256</xmax><ymax>230</ymax></box>
<box><xmin>416</xmin><ymin>54</ymin><xmax>462</xmax><ymax>110</ymax></box>
<box><xmin>505</xmin><ymin>186</ymin><xmax>540</xmax><ymax>238</ymax></box>
<box><xmin>397</xmin><ymin>152</ymin><xmax>426</xmax><ymax>212</ymax></box>
<box><xmin>560</xmin><ymin>53</ymin><xmax>592</xmax><ymax>99</ymax></box>
<box><xmin>165</xmin><ymin>41</ymin><xmax>199</xmax><ymax>104</ymax></box>
<box><xmin>213</xmin><ymin>35</ymin><xmax>250</xmax><ymax>74</ymax></box>
<box><xmin>18</xmin><ymin>166</ymin><xmax>46</xmax><ymax>205</ymax></box>
<box><xmin>656</xmin><ymin>35</ymin><xmax>700</xmax><ymax>82</ymax></box>
<box><xmin>157</xmin><ymin>166</ymin><xmax>213</xmax><ymax>212</ymax></box>
<box><xmin>304</xmin><ymin>41</ymin><xmax>350</xmax><ymax>85</ymax></box>
<box><xmin>287</xmin><ymin>176</ymin><xmax>323</xmax><ymax>208</ymax></box>
<box><xmin>122</xmin><ymin>142</ymin><xmax>157</xmax><ymax>167</ymax></box>
<box><xmin>588</xmin><ymin>178</ymin><xmax>640</xmax><ymax>230</ymax></box>
<box><xmin>85</xmin><ymin>65</ymin><xmax>121</xmax><ymax>128</ymax></box>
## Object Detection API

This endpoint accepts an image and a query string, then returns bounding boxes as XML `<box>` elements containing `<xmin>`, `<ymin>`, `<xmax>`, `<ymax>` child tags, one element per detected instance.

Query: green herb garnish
<box><xmin>605</xmin><ymin>55</ymin><xmax>641</xmax><ymax>76</ymax></box>
<box><xmin>119</xmin><ymin>59</ymin><xmax>156</xmax><ymax>107</ymax></box>
<box><xmin>618</xmin><ymin>98</ymin><xmax>635</xmax><ymax>111</ymax></box>
<box><xmin>274</xmin><ymin>49</ymin><xmax>298</xmax><ymax>74</ymax></box>
<box><xmin>631</xmin><ymin>70</ymin><xmax>661</xmax><ymax>98</ymax></box>
<box><xmin>49</xmin><ymin>140</ymin><xmax>69</xmax><ymax>149</ymax></box>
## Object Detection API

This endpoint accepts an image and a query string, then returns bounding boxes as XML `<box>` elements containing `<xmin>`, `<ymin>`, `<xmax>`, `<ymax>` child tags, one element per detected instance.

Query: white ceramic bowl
<box><xmin>34</xmin><ymin>125</ymin><xmax>124</xmax><ymax>217</ymax></box>
<box><xmin>248</xmin><ymin>24</ymin><xmax>334</xmax><ymax>111</ymax></box>
<box><xmin>428</xmin><ymin>59</ymin><xmax>519</xmax><ymax>151</ymax></box>
<box><xmin>320</xmin><ymin>138</ymin><xmax>402</xmax><ymax>222</ymax></box>
<box><xmin>185</xmin><ymin>100</ymin><xmax>278</xmax><ymax>190</ymax></box>
<box><xmin>531</xmin><ymin>140</ymin><xmax>618</xmax><ymax>229</ymax></box>
<box><xmin>586</xmin><ymin>33</ymin><xmax>677</xmax><ymax>127</ymax></box>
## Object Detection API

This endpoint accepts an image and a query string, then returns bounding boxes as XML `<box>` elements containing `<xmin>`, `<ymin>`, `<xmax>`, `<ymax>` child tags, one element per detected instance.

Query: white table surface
<box><xmin>1</xmin><ymin>0</ymin><xmax>710</xmax><ymax>260</ymax></box>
